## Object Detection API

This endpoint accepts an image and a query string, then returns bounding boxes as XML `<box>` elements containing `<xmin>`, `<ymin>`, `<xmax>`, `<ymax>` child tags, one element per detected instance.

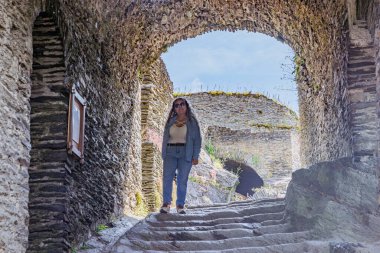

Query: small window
<box><xmin>67</xmin><ymin>85</ymin><xmax>86</xmax><ymax>163</ymax></box>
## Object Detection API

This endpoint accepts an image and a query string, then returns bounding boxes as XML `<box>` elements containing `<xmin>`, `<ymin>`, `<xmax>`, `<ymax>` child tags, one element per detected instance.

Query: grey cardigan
<box><xmin>161</xmin><ymin>116</ymin><xmax>202</xmax><ymax>162</ymax></box>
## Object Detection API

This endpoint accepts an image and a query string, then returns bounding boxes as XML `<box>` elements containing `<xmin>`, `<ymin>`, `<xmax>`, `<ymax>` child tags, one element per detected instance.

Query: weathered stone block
<box><xmin>286</xmin><ymin>158</ymin><xmax>380</xmax><ymax>241</ymax></box>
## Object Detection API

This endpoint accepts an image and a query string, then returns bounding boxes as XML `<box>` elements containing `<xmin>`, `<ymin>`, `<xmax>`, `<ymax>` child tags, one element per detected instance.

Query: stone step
<box><xmin>348</xmin><ymin>89</ymin><xmax>377</xmax><ymax>103</ymax></box>
<box><xmin>347</xmin><ymin>80</ymin><xmax>377</xmax><ymax>89</ymax></box>
<box><xmin>127</xmin><ymin>231</ymin><xmax>312</xmax><ymax>251</ymax></box>
<box><xmin>146</xmin><ymin>220</ymin><xmax>289</xmax><ymax>233</ymax></box>
<box><xmin>348</xmin><ymin>58</ymin><xmax>375</xmax><ymax>67</ymax></box>
<box><xmin>132</xmin><ymin>228</ymin><xmax>256</xmax><ymax>241</ymax></box>
<box><xmin>347</xmin><ymin>67</ymin><xmax>376</xmax><ymax>75</ymax></box>
<box><xmin>187</xmin><ymin>201</ymin><xmax>284</xmax><ymax>214</ymax></box>
<box><xmin>347</xmin><ymin>60</ymin><xmax>375</xmax><ymax>69</ymax></box>
<box><xmin>348</xmin><ymin>74</ymin><xmax>376</xmax><ymax>83</ymax></box>
<box><xmin>130</xmin><ymin>223</ymin><xmax>293</xmax><ymax>242</ymax></box>
<box><xmin>147</xmin><ymin>222</ymin><xmax>256</xmax><ymax>232</ymax></box>
<box><xmin>349</xmin><ymin>101</ymin><xmax>377</xmax><ymax>111</ymax></box>
<box><xmin>348</xmin><ymin>45</ymin><xmax>374</xmax><ymax>51</ymax></box>
<box><xmin>152</xmin><ymin>202</ymin><xmax>285</xmax><ymax>222</ymax></box>
<box><xmin>144</xmin><ymin>211</ymin><xmax>285</xmax><ymax>228</ymax></box>
<box><xmin>187</xmin><ymin>198</ymin><xmax>284</xmax><ymax>211</ymax></box>
<box><xmin>141</xmin><ymin>240</ymin><xmax>331</xmax><ymax>253</ymax></box>
<box><xmin>348</xmin><ymin>53</ymin><xmax>375</xmax><ymax>61</ymax></box>
<box><xmin>348</xmin><ymin>50</ymin><xmax>374</xmax><ymax>57</ymax></box>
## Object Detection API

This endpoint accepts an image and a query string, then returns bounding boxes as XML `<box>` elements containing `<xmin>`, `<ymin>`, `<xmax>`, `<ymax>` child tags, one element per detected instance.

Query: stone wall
<box><xmin>0</xmin><ymin>1</ymin><xmax>35</xmax><ymax>252</ymax></box>
<box><xmin>140</xmin><ymin>58</ymin><xmax>173</xmax><ymax>211</ymax></box>
<box><xmin>207</xmin><ymin>127</ymin><xmax>296</xmax><ymax>179</ymax></box>
<box><xmin>180</xmin><ymin>92</ymin><xmax>298</xmax><ymax>130</ymax></box>
<box><xmin>51</xmin><ymin>2</ymin><xmax>143</xmax><ymax>247</ymax></box>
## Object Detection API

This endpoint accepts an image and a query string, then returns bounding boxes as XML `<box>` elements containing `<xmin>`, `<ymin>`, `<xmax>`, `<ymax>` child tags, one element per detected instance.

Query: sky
<box><xmin>161</xmin><ymin>30</ymin><xmax>299</xmax><ymax>113</ymax></box>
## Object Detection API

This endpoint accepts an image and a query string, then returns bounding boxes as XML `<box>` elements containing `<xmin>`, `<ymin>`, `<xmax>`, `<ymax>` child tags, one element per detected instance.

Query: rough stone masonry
<box><xmin>181</xmin><ymin>91</ymin><xmax>300</xmax><ymax>196</ymax></box>
<box><xmin>0</xmin><ymin>0</ymin><xmax>379</xmax><ymax>252</ymax></box>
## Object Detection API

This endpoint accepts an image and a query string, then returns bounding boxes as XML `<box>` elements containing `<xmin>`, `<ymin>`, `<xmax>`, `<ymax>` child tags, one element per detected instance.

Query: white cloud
<box><xmin>189</xmin><ymin>78</ymin><xmax>204</xmax><ymax>92</ymax></box>
<box><xmin>175</xmin><ymin>78</ymin><xmax>204</xmax><ymax>92</ymax></box>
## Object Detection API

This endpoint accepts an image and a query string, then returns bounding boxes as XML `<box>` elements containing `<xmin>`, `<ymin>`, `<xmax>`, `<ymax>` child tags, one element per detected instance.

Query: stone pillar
<box><xmin>139</xmin><ymin>59</ymin><xmax>173</xmax><ymax>211</ymax></box>
<box><xmin>28</xmin><ymin>12</ymin><xmax>71</xmax><ymax>252</ymax></box>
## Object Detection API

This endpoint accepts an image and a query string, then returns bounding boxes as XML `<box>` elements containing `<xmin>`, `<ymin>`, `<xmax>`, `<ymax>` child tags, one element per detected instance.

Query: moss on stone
<box><xmin>249</xmin><ymin>123</ymin><xmax>294</xmax><ymax>130</ymax></box>
<box><xmin>132</xmin><ymin>191</ymin><xmax>149</xmax><ymax>217</ymax></box>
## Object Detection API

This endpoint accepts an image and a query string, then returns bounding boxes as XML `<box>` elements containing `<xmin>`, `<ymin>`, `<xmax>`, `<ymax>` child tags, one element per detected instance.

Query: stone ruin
<box><xmin>181</xmin><ymin>91</ymin><xmax>300</xmax><ymax>198</ymax></box>
<box><xmin>0</xmin><ymin>0</ymin><xmax>379</xmax><ymax>252</ymax></box>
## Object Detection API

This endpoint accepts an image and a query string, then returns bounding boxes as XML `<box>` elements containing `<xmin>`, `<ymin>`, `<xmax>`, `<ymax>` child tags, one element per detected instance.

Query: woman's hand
<box><xmin>192</xmin><ymin>159</ymin><xmax>199</xmax><ymax>165</ymax></box>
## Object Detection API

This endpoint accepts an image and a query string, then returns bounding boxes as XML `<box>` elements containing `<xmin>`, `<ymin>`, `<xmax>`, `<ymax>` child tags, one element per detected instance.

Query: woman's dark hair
<box><xmin>165</xmin><ymin>97</ymin><xmax>199</xmax><ymax>126</ymax></box>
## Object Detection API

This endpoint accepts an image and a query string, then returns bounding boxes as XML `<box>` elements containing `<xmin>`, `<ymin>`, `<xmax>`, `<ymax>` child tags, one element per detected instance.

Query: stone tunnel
<box><xmin>0</xmin><ymin>0</ymin><xmax>379</xmax><ymax>252</ymax></box>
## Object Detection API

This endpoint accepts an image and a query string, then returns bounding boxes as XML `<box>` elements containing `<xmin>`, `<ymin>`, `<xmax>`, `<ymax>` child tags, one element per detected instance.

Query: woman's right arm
<box><xmin>161</xmin><ymin>124</ymin><xmax>169</xmax><ymax>158</ymax></box>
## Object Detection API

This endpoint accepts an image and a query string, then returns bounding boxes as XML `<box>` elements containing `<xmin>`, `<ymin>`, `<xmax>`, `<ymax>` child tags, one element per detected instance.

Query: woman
<box><xmin>160</xmin><ymin>97</ymin><xmax>202</xmax><ymax>214</ymax></box>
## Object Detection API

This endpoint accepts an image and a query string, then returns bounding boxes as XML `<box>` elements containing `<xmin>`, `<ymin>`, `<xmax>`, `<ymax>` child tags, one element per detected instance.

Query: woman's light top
<box><xmin>168</xmin><ymin>124</ymin><xmax>187</xmax><ymax>143</ymax></box>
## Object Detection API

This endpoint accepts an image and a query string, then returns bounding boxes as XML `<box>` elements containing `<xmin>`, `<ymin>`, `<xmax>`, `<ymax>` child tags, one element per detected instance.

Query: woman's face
<box><xmin>174</xmin><ymin>99</ymin><xmax>187</xmax><ymax>116</ymax></box>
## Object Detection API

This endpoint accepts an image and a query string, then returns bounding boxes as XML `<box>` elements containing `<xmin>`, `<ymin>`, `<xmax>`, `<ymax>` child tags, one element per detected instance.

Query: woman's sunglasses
<box><xmin>174</xmin><ymin>102</ymin><xmax>186</xmax><ymax>108</ymax></box>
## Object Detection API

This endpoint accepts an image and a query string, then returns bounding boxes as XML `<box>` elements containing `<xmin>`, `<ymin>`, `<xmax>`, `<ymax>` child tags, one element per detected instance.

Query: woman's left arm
<box><xmin>192</xmin><ymin>120</ymin><xmax>202</xmax><ymax>162</ymax></box>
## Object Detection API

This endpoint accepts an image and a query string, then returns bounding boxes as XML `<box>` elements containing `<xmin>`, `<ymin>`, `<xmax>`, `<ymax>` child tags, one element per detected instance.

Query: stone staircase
<box><xmin>110</xmin><ymin>199</ymin><xmax>331</xmax><ymax>252</ymax></box>
<box><xmin>347</xmin><ymin>20</ymin><xmax>378</xmax><ymax>172</ymax></box>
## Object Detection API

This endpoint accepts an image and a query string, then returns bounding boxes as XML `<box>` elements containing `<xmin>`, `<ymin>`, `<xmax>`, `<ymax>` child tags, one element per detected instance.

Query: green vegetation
<box><xmin>189</xmin><ymin>175</ymin><xmax>232</xmax><ymax>192</ymax></box>
<box><xmin>293</xmin><ymin>55</ymin><xmax>305</xmax><ymax>80</ymax></box>
<box><xmin>79</xmin><ymin>244</ymin><xmax>93</xmax><ymax>250</ymax></box>
<box><xmin>205</xmin><ymin>140</ymin><xmax>216</xmax><ymax>156</ymax></box>
<box><xmin>96</xmin><ymin>224</ymin><xmax>109</xmax><ymax>233</ymax></box>
<box><xmin>251</xmin><ymin>154</ymin><xmax>260</xmax><ymax>166</ymax></box>
<box><xmin>204</xmin><ymin>140</ymin><xmax>224</xmax><ymax>169</ymax></box>
<box><xmin>173</xmin><ymin>90</ymin><xmax>266</xmax><ymax>99</ymax></box>
<box><xmin>132</xmin><ymin>191</ymin><xmax>149</xmax><ymax>217</ymax></box>
<box><xmin>312</xmin><ymin>83</ymin><xmax>321</xmax><ymax>93</ymax></box>
<box><xmin>189</xmin><ymin>175</ymin><xmax>204</xmax><ymax>184</ymax></box>
<box><xmin>154</xmin><ymin>190</ymin><xmax>162</xmax><ymax>211</ymax></box>
<box><xmin>249</xmin><ymin>122</ymin><xmax>295</xmax><ymax>130</ymax></box>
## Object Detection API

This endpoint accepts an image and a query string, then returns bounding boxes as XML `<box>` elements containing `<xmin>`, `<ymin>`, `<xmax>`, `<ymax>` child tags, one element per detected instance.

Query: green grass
<box><xmin>204</xmin><ymin>140</ymin><xmax>224</xmax><ymax>169</ymax></box>
<box><xmin>251</xmin><ymin>155</ymin><xmax>260</xmax><ymax>166</ymax></box>
<box><xmin>96</xmin><ymin>224</ymin><xmax>109</xmax><ymax>233</ymax></box>
<box><xmin>173</xmin><ymin>90</ymin><xmax>266</xmax><ymax>98</ymax></box>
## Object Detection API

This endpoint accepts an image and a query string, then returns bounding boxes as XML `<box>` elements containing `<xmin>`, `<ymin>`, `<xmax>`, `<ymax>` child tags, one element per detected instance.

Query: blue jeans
<box><xmin>163</xmin><ymin>145</ymin><xmax>192</xmax><ymax>206</ymax></box>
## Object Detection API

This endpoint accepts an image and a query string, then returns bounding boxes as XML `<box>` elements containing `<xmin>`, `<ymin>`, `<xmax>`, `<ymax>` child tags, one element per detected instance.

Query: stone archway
<box><xmin>2</xmin><ymin>0</ymin><xmax>380</xmax><ymax>251</ymax></box>
<box><xmin>120</xmin><ymin>0</ymin><xmax>351</xmax><ymax>168</ymax></box>
<box><xmin>116</xmin><ymin>0</ymin><xmax>379</xmax><ymax>239</ymax></box>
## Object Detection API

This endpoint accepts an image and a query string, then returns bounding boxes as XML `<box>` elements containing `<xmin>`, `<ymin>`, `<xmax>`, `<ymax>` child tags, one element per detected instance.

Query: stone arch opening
<box><xmin>29</xmin><ymin>11</ymin><xmax>70</xmax><ymax>252</ymax></box>
<box><xmin>125</xmin><ymin>0</ymin><xmax>351</xmax><ymax>168</ymax></box>
<box><xmin>127</xmin><ymin>0</ymin><xmax>349</xmax><ymax>205</ymax></box>
<box><xmin>160</xmin><ymin>30</ymin><xmax>300</xmax><ymax>201</ymax></box>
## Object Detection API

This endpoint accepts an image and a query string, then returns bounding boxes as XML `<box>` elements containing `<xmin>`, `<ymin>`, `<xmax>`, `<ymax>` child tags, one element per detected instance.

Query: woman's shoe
<box><xmin>176</xmin><ymin>205</ymin><xmax>186</xmax><ymax>214</ymax></box>
<box><xmin>160</xmin><ymin>203</ymin><xmax>171</xmax><ymax>214</ymax></box>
